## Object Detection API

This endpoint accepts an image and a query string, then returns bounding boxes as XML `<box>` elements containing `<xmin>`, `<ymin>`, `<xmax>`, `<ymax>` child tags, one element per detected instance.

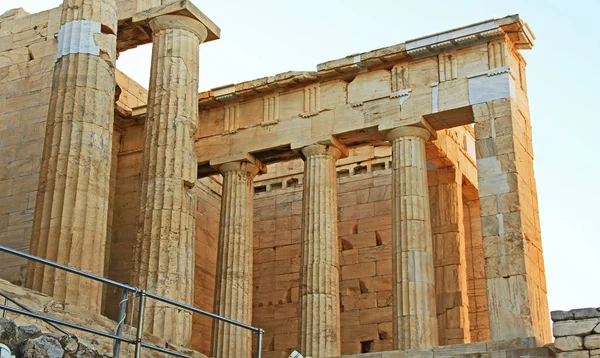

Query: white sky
<box><xmin>4</xmin><ymin>0</ymin><xmax>599</xmax><ymax>314</ymax></box>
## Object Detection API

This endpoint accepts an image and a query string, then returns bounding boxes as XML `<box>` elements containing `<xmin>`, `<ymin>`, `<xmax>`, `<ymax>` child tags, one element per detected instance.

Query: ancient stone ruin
<box><xmin>0</xmin><ymin>0</ymin><xmax>592</xmax><ymax>357</ymax></box>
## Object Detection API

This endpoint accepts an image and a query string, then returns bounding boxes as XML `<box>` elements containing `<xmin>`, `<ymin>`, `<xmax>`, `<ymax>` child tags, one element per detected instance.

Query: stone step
<box><xmin>331</xmin><ymin>338</ymin><xmax>556</xmax><ymax>358</ymax></box>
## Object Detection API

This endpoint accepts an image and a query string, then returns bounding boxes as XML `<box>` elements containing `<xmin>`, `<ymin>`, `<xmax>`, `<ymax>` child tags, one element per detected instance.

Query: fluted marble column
<box><xmin>387</xmin><ymin>127</ymin><xmax>438</xmax><ymax>350</ymax></box>
<box><xmin>131</xmin><ymin>15</ymin><xmax>207</xmax><ymax>345</ymax></box>
<box><xmin>298</xmin><ymin>144</ymin><xmax>342</xmax><ymax>357</ymax></box>
<box><xmin>212</xmin><ymin>161</ymin><xmax>260</xmax><ymax>358</ymax></box>
<box><xmin>26</xmin><ymin>0</ymin><xmax>118</xmax><ymax>313</ymax></box>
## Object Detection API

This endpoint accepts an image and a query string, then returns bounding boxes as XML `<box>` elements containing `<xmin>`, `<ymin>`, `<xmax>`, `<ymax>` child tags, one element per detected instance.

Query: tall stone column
<box><xmin>26</xmin><ymin>0</ymin><xmax>118</xmax><ymax>313</ymax></box>
<box><xmin>298</xmin><ymin>144</ymin><xmax>342</xmax><ymax>357</ymax></box>
<box><xmin>387</xmin><ymin>126</ymin><xmax>438</xmax><ymax>350</ymax></box>
<box><xmin>212</xmin><ymin>160</ymin><xmax>261</xmax><ymax>358</ymax></box>
<box><xmin>131</xmin><ymin>15</ymin><xmax>207</xmax><ymax>345</ymax></box>
<box><xmin>428</xmin><ymin>166</ymin><xmax>470</xmax><ymax>345</ymax></box>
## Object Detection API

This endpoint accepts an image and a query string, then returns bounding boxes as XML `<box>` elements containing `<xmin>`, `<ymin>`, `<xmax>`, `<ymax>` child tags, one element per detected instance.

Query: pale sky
<box><xmin>3</xmin><ymin>0</ymin><xmax>598</xmax><ymax>314</ymax></box>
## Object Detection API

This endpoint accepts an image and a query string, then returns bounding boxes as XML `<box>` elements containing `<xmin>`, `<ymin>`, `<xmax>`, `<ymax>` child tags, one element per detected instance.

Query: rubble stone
<box><xmin>585</xmin><ymin>335</ymin><xmax>600</xmax><ymax>350</ymax></box>
<box><xmin>59</xmin><ymin>335</ymin><xmax>78</xmax><ymax>354</ymax></box>
<box><xmin>20</xmin><ymin>336</ymin><xmax>64</xmax><ymax>358</ymax></box>
<box><xmin>553</xmin><ymin>311</ymin><xmax>576</xmax><ymax>322</ymax></box>
<box><xmin>15</xmin><ymin>325</ymin><xmax>41</xmax><ymax>342</ymax></box>
<box><xmin>554</xmin><ymin>319</ymin><xmax>600</xmax><ymax>337</ymax></box>
<box><xmin>555</xmin><ymin>336</ymin><xmax>584</xmax><ymax>352</ymax></box>
<box><xmin>0</xmin><ymin>319</ymin><xmax>16</xmax><ymax>344</ymax></box>
<box><xmin>572</xmin><ymin>309</ymin><xmax>600</xmax><ymax>320</ymax></box>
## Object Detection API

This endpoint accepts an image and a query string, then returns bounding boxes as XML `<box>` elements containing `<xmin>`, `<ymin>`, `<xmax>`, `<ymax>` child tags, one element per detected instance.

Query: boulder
<box><xmin>20</xmin><ymin>336</ymin><xmax>64</xmax><ymax>358</ymax></box>
<box><xmin>16</xmin><ymin>326</ymin><xmax>41</xmax><ymax>342</ymax></box>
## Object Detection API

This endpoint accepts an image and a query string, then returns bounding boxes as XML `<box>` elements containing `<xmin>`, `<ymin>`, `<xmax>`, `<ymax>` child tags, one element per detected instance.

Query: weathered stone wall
<box><xmin>463</xmin><ymin>197</ymin><xmax>491</xmax><ymax>342</ymax></box>
<box><xmin>552</xmin><ymin>308</ymin><xmax>600</xmax><ymax>358</ymax></box>
<box><xmin>104</xmin><ymin>123</ymin><xmax>144</xmax><ymax>320</ymax></box>
<box><xmin>0</xmin><ymin>7</ymin><xmax>59</xmax><ymax>285</ymax></box>
<box><xmin>253</xmin><ymin>182</ymin><xmax>303</xmax><ymax>358</ymax></box>
<box><xmin>102</xmin><ymin>76</ymin><xmax>149</xmax><ymax>318</ymax></box>
<box><xmin>191</xmin><ymin>176</ymin><xmax>221</xmax><ymax>354</ymax></box>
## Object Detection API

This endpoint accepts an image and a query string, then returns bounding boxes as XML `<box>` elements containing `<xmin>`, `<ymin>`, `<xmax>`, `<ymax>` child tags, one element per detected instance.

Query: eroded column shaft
<box><xmin>388</xmin><ymin>127</ymin><xmax>438</xmax><ymax>350</ymax></box>
<box><xmin>132</xmin><ymin>15</ymin><xmax>207</xmax><ymax>345</ymax></box>
<box><xmin>26</xmin><ymin>0</ymin><xmax>118</xmax><ymax>313</ymax></box>
<box><xmin>212</xmin><ymin>161</ymin><xmax>259</xmax><ymax>358</ymax></box>
<box><xmin>298</xmin><ymin>144</ymin><xmax>342</xmax><ymax>357</ymax></box>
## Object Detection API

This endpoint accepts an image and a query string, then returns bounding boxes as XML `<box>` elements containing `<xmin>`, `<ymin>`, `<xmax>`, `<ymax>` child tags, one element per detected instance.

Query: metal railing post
<box><xmin>257</xmin><ymin>329</ymin><xmax>264</xmax><ymax>358</ymax></box>
<box><xmin>2</xmin><ymin>297</ymin><xmax>7</xmax><ymax>318</ymax></box>
<box><xmin>134</xmin><ymin>291</ymin><xmax>146</xmax><ymax>358</ymax></box>
<box><xmin>113</xmin><ymin>288</ymin><xmax>129</xmax><ymax>358</ymax></box>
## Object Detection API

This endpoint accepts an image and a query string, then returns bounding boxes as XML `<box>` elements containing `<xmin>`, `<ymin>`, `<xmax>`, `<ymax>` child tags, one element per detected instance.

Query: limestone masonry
<box><xmin>0</xmin><ymin>1</ymin><xmax>579</xmax><ymax>357</ymax></box>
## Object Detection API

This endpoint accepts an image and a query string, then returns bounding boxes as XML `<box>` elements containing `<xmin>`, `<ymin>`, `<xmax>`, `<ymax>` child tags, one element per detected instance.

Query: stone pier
<box><xmin>387</xmin><ymin>127</ymin><xmax>438</xmax><ymax>350</ymax></box>
<box><xmin>25</xmin><ymin>0</ymin><xmax>118</xmax><ymax>313</ymax></box>
<box><xmin>473</xmin><ymin>98</ymin><xmax>552</xmax><ymax>344</ymax></box>
<box><xmin>298</xmin><ymin>143</ymin><xmax>344</xmax><ymax>357</ymax></box>
<box><xmin>131</xmin><ymin>15</ymin><xmax>207</xmax><ymax>345</ymax></box>
<box><xmin>428</xmin><ymin>166</ymin><xmax>470</xmax><ymax>345</ymax></box>
<box><xmin>212</xmin><ymin>159</ymin><xmax>262</xmax><ymax>358</ymax></box>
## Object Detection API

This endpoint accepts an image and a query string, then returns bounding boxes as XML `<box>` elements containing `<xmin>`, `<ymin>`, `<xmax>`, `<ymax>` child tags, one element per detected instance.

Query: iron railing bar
<box><xmin>139</xmin><ymin>343</ymin><xmax>192</xmax><ymax>358</ymax></box>
<box><xmin>145</xmin><ymin>292</ymin><xmax>261</xmax><ymax>333</ymax></box>
<box><xmin>0</xmin><ymin>291</ymin><xmax>71</xmax><ymax>337</ymax></box>
<box><xmin>0</xmin><ymin>245</ymin><xmax>265</xmax><ymax>358</ymax></box>
<box><xmin>0</xmin><ymin>245</ymin><xmax>262</xmax><ymax>333</ymax></box>
<box><xmin>0</xmin><ymin>246</ymin><xmax>135</xmax><ymax>292</ymax></box>
<box><xmin>0</xmin><ymin>304</ymin><xmax>199</xmax><ymax>358</ymax></box>
<box><xmin>0</xmin><ymin>304</ymin><xmax>135</xmax><ymax>344</ymax></box>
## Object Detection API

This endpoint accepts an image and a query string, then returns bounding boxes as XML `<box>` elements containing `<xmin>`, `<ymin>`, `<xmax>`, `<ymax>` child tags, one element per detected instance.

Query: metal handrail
<box><xmin>0</xmin><ymin>245</ymin><xmax>264</xmax><ymax>358</ymax></box>
<box><xmin>0</xmin><ymin>291</ymin><xmax>71</xmax><ymax>337</ymax></box>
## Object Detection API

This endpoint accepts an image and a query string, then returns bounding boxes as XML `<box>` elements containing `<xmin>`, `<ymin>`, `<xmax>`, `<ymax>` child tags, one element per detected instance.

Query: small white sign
<box><xmin>289</xmin><ymin>350</ymin><xmax>304</xmax><ymax>358</ymax></box>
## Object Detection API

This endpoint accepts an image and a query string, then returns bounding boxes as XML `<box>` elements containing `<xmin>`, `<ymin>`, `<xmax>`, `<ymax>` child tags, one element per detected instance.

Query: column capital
<box><xmin>149</xmin><ymin>14</ymin><xmax>208</xmax><ymax>43</ymax></box>
<box><xmin>211</xmin><ymin>153</ymin><xmax>266</xmax><ymax>176</ymax></box>
<box><xmin>301</xmin><ymin>143</ymin><xmax>344</xmax><ymax>160</ymax></box>
<box><xmin>218</xmin><ymin>161</ymin><xmax>264</xmax><ymax>177</ymax></box>
<box><xmin>294</xmin><ymin>135</ymin><xmax>349</xmax><ymax>160</ymax></box>
<box><xmin>386</xmin><ymin>126</ymin><xmax>432</xmax><ymax>142</ymax></box>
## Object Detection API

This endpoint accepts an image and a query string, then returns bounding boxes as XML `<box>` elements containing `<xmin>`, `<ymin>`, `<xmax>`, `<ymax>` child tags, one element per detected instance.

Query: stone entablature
<box><xmin>183</xmin><ymin>15</ymin><xmax>530</xmax><ymax>178</ymax></box>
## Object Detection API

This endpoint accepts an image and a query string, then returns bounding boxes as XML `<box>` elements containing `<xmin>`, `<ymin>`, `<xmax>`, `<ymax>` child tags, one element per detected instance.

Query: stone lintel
<box><xmin>193</xmin><ymin>100</ymin><xmax>472</xmax><ymax>178</ymax></box>
<box><xmin>210</xmin><ymin>153</ymin><xmax>267</xmax><ymax>175</ymax></box>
